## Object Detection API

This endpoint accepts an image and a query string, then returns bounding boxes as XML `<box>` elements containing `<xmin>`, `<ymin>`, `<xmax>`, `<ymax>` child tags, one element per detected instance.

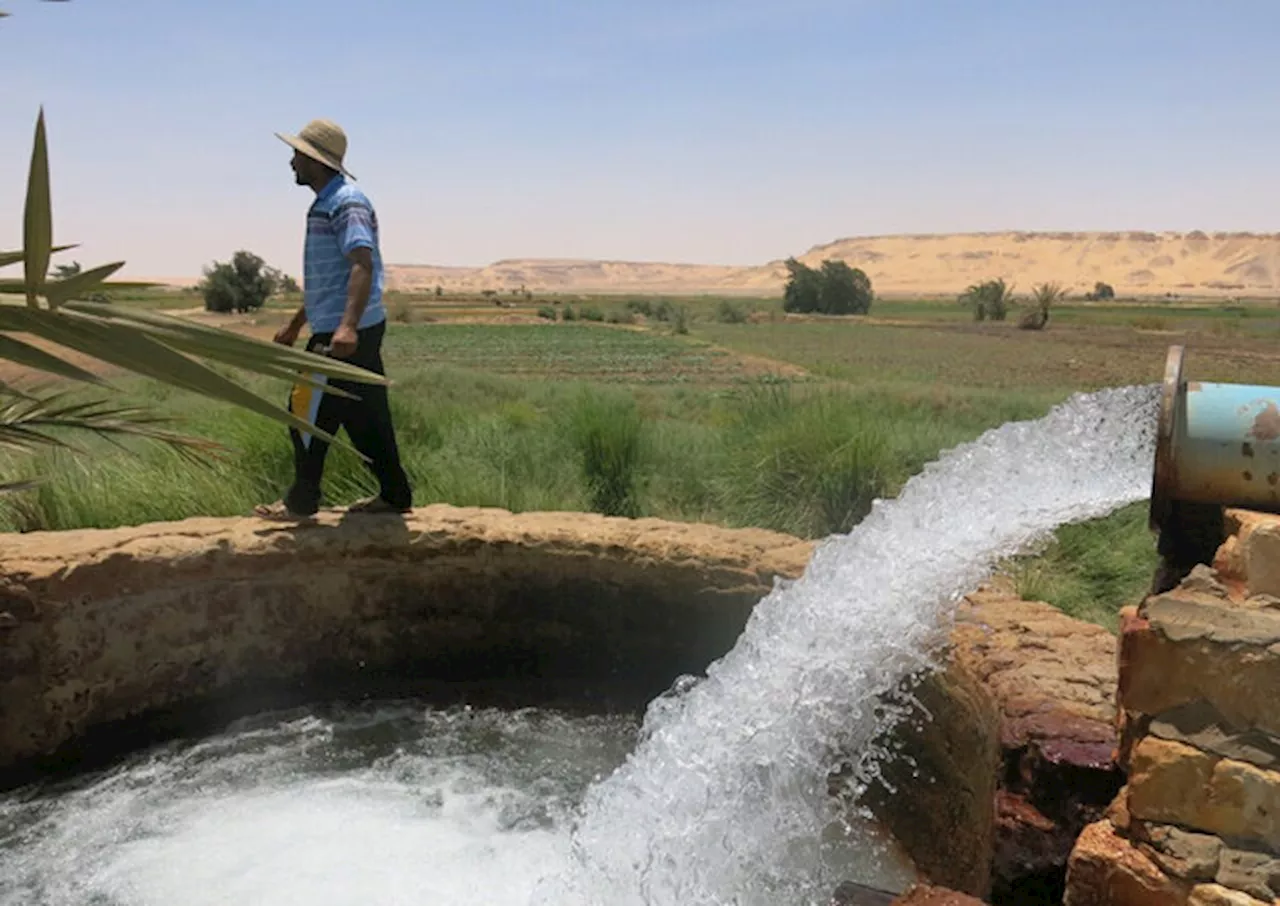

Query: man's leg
<box><xmin>336</xmin><ymin>320</ymin><xmax>413</xmax><ymax>512</ymax></box>
<box><xmin>279</xmin><ymin>331</ymin><xmax>350</xmax><ymax>515</ymax></box>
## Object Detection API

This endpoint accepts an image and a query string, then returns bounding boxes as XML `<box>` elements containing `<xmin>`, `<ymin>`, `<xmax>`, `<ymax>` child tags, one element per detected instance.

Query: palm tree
<box><xmin>1018</xmin><ymin>282</ymin><xmax>1065</xmax><ymax>331</ymax></box>
<box><xmin>959</xmin><ymin>278</ymin><xmax>1014</xmax><ymax>322</ymax></box>
<box><xmin>0</xmin><ymin>109</ymin><xmax>388</xmax><ymax>490</ymax></box>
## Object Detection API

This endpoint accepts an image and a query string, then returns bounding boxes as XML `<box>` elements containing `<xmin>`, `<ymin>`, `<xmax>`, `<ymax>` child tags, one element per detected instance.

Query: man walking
<box><xmin>254</xmin><ymin>118</ymin><xmax>413</xmax><ymax>520</ymax></box>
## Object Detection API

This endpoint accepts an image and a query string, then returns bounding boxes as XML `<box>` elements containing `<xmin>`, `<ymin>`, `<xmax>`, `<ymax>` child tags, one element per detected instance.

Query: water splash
<box><xmin>534</xmin><ymin>384</ymin><xmax>1160</xmax><ymax>906</ymax></box>
<box><xmin>0</xmin><ymin>705</ymin><xmax>637</xmax><ymax>906</ymax></box>
<box><xmin>0</xmin><ymin>386</ymin><xmax>1161</xmax><ymax>906</ymax></box>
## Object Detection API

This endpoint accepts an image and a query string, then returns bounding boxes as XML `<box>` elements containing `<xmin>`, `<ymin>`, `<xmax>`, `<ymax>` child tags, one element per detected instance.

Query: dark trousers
<box><xmin>283</xmin><ymin>319</ymin><xmax>413</xmax><ymax>515</ymax></box>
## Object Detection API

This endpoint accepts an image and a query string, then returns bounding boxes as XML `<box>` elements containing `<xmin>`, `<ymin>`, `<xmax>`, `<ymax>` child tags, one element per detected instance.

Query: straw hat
<box><xmin>275</xmin><ymin>118</ymin><xmax>356</xmax><ymax>180</ymax></box>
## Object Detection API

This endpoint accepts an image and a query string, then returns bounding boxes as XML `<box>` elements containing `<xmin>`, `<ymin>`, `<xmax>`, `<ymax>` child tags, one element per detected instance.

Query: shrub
<box><xmin>673</xmin><ymin>304</ymin><xmax>690</xmax><ymax>334</ymax></box>
<box><xmin>200</xmin><ymin>250</ymin><xmax>279</xmax><ymax>313</ymax></box>
<box><xmin>960</xmin><ymin>278</ymin><xmax>1013</xmax><ymax>322</ymax></box>
<box><xmin>716</xmin><ymin>300</ymin><xmax>748</xmax><ymax>323</ymax></box>
<box><xmin>562</xmin><ymin>305</ymin><xmax>578</xmax><ymax>321</ymax></box>
<box><xmin>719</xmin><ymin>384</ymin><xmax>895</xmax><ymax>537</ymax></box>
<box><xmin>1018</xmin><ymin>282</ymin><xmax>1064</xmax><ymax>331</ymax></box>
<box><xmin>579</xmin><ymin>305</ymin><xmax>605</xmax><ymax>322</ymax></box>
<box><xmin>537</xmin><ymin>305</ymin><xmax>558</xmax><ymax>321</ymax></box>
<box><xmin>1083</xmin><ymin>281</ymin><xmax>1116</xmax><ymax>301</ymax></box>
<box><xmin>624</xmin><ymin>299</ymin><xmax>653</xmax><ymax>317</ymax></box>
<box><xmin>563</xmin><ymin>388</ymin><xmax>645</xmax><ymax>517</ymax></box>
<box><xmin>783</xmin><ymin>258</ymin><xmax>873</xmax><ymax>314</ymax></box>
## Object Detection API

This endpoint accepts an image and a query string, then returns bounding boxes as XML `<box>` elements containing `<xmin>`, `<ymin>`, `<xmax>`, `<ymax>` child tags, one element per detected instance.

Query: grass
<box><xmin>383</xmin><ymin>322</ymin><xmax>788</xmax><ymax>385</ymax></box>
<box><xmin>1002</xmin><ymin>502</ymin><xmax>1159</xmax><ymax>630</ymax></box>
<box><xmin>7</xmin><ymin>292</ymin><xmax>1274</xmax><ymax>631</ymax></box>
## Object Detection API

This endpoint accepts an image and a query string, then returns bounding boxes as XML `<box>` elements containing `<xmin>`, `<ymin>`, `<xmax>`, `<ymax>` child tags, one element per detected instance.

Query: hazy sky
<box><xmin>2</xmin><ymin>0</ymin><xmax>1279</xmax><ymax>278</ymax></box>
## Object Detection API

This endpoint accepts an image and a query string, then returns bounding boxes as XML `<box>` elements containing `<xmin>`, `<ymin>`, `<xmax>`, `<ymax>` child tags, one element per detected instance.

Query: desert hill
<box><xmin>385</xmin><ymin>231</ymin><xmax>1280</xmax><ymax>299</ymax></box>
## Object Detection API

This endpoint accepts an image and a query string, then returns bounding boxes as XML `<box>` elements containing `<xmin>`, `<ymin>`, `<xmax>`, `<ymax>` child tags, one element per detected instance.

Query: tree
<box><xmin>818</xmin><ymin>259</ymin><xmax>873</xmax><ymax>314</ymax></box>
<box><xmin>783</xmin><ymin>258</ymin><xmax>821</xmax><ymax>313</ymax></box>
<box><xmin>784</xmin><ymin>258</ymin><xmax>873</xmax><ymax>315</ymax></box>
<box><xmin>0</xmin><ymin>108</ymin><xmax>388</xmax><ymax>490</ymax></box>
<box><xmin>1019</xmin><ymin>282</ymin><xmax>1065</xmax><ymax>331</ymax></box>
<box><xmin>200</xmin><ymin>250</ymin><xmax>278</xmax><ymax>313</ymax></box>
<box><xmin>959</xmin><ymin>278</ymin><xmax>1014</xmax><ymax>322</ymax></box>
<box><xmin>1084</xmin><ymin>281</ymin><xmax>1115</xmax><ymax>302</ymax></box>
<box><xmin>269</xmin><ymin>269</ymin><xmax>300</xmax><ymax>294</ymax></box>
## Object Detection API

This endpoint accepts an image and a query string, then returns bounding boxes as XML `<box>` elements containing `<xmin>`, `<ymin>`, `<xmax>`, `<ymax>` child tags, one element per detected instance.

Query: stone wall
<box><xmin>1065</xmin><ymin>509</ymin><xmax>1280</xmax><ymax>906</ymax></box>
<box><xmin>852</xmin><ymin>580</ymin><xmax>1124</xmax><ymax>903</ymax></box>
<box><xmin>0</xmin><ymin>501</ymin><xmax>1136</xmax><ymax>902</ymax></box>
<box><xmin>0</xmin><ymin>505</ymin><xmax>813</xmax><ymax>778</ymax></box>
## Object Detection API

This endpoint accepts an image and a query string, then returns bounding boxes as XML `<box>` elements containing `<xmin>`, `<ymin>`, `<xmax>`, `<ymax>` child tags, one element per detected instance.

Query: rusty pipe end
<box><xmin>1149</xmin><ymin>344</ymin><xmax>1185</xmax><ymax>532</ymax></box>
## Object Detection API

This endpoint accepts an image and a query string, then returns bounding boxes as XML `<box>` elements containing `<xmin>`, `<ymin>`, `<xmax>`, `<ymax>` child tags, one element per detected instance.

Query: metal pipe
<box><xmin>1150</xmin><ymin>344</ymin><xmax>1280</xmax><ymax>530</ymax></box>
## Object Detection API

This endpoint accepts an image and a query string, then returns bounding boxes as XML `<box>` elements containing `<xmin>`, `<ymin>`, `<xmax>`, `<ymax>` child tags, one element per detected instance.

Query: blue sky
<box><xmin>2</xmin><ymin>0</ymin><xmax>1279</xmax><ymax>278</ymax></box>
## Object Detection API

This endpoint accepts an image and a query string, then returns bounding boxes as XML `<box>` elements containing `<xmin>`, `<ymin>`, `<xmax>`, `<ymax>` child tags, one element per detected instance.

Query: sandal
<box><xmin>252</xmin><ymin>500</ymin><xmax>317</xmax><ymax>522</ymax></box>
<box><xmin>346</xmin><ymin>495</ymin><xmax>410</xmax><ymax>515</ymax></box>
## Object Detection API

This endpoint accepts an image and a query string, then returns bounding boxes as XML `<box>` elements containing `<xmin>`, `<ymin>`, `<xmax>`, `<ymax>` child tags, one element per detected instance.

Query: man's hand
<box><xmin>273</xmin><ymin>323</ymin><xmax>301</xmax><ymax>347</ymax></box>
<box><xmin>328</xmin><ymin>323</ymin><xmax>358</xmax><ymax>358</ymax></box>
<box><xmin>276</xmin><ymin>305</ymin><xmax>307</xmax><ymax>347</ymax></box>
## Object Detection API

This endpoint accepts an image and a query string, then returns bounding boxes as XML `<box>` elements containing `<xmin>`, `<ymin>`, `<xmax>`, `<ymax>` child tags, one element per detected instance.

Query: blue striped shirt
<box><xmin>303</xmin><ymin>175</ymin><xmax>386</xmax><ymax>333</ymax></box>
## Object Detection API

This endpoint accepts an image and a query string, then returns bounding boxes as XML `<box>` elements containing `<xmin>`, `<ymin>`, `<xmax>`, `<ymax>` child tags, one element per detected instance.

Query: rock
<box><xmin>1119</xmin><ymin>590</ymin><xmax>1280</xmax><ymax>741</ymax></box>
<box><xmin>952</xmin><ymin>587</ymin><xmax>1124</xmax><ymax>897</ymax></box>
<box><xmin>889</xmin><ymin>883</ymin><xmax>987</xmax><ymax>906</ymax></box>
<box><xmin>1215</xmin><ymin>847</ymin><xmax>1280</xmax><ymax>902</ymax></box>
<box><xmin>1128</xmin><ymin>737</ymin><xmax>1280</xmax><ymax>852</ymax></box>
<box><xmin>1220</xmin><ymin>508</ymin><xmax>1280</xmax><ymax>600</ymax></box>
<box><xmin>1186</xmin><ymin>883</ymin><xmax>1270</xmax><ymax>906</ymax></box>
<box><xmin>1064</xmin><ymin>820</ymin><xmax>1191</xmax><ymax>906</ymax></box>
<box><xmin>1180</xmin><ymin>565</ymin><xmax>1231</xmax><ymax>599</ymax></box>
<box><xmin>993</xmin><ymin>789</ymin><xmax>1063</xmax><ymax>883</ymax></box>
<box><xmin>1148</xmin><ymin>701</ymin><xmax>1280</xmax><ymax>771</ymax></box>
<box><xmin>1133</xmin><ymin>824</ymin><xmax>1221</xmax><ymax>881</ymax></box>
<box><xmin>860</xmin><ymin>652</ymin><xmax>1000</xmax><ymax>898</ymax></box>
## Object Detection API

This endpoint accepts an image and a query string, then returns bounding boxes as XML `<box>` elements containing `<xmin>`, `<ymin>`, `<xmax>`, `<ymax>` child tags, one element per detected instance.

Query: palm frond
<box><xmin>0</xmin><ymin>389</ymin><xmax>225</xmax><ymax>467</ymax></box>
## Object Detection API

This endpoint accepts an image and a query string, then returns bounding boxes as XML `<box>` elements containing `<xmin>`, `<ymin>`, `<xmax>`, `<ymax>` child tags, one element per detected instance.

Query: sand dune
<box><xmin>384</xmin><ymin>231</ymin><xmax>1280</xmax><ymax>299</ymax></box>
<box><xmin>140</xmin><ymin>231</ymin><xmax>1280</xmax><ymax>299</ymax></box>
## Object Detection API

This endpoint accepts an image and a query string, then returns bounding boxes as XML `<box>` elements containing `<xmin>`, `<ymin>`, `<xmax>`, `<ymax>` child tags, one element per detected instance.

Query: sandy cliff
<box><xmin>383</xmin><ymin>231</ymin><xmax>1280</xmax><ymax>299</ymax></box>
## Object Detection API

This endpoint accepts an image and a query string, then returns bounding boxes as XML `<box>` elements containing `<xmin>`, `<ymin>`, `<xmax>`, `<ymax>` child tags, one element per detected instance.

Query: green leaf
<box><xmin>0</xmin><ymin>306</ymin><xmax>361</xmax><ymax>454</ymax></box>
<box><xmin>150</xmin><ymin>338</ymin><xmax>362</xmax><ymax>400</ymax></box>
<box><xmin>0</xmin><ymin>245</ymin><xmax>75</xmax><ymax>270</ymax></box>
<box><xmin>42</xmin><ymin>261</ymin><xmax>124</xmax><ymax>308</ymax></box>
<box><xmin>23</xmin><ymin>109</ymin><xmax>53</xmax><ymax>307</ymax></box>
<box><xmin>62</xmin><ymin>301</ymin><xmax>391</xmax><ymax>385</ymax></box>
<box><xmin>0</xmin><ymin>391</ymin><xmax>225</xmax><ymax>465</ymax></box>
<box><xmin>0</xmin><ymin>333</ymin><xmax>106</xmax><ymax>385</ymax></box>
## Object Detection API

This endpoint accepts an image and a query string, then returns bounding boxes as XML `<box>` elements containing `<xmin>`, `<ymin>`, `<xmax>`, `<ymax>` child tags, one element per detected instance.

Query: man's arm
<box><xmin>275</xmin><ymin>304</ymin><xmax>308</xmax><ymax>346</ymax></box>
<box><xmin>340</xmin><ymin>246</ymin><xmax>374</xmax><ymax>331</ymax></box>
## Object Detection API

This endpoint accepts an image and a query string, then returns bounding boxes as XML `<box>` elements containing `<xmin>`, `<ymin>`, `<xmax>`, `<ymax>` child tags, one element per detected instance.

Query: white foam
<box><xmin>0</xmin><ymin>706</ymin><xmax>636</xmax><ymax>906</ymax></box>
<box><xmin>0</xmin><ymin>385</ymin><xmax>1161</xmax><ymax>906</ymax></box>
<box><xmin>535</xmin><ymin>385</ymin><xmax>1160</xmax><ymax>906</ymax></box>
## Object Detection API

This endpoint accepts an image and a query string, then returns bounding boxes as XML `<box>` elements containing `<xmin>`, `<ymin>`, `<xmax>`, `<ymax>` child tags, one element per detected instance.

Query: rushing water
<box><xmin>0</xmin><ymin>704</ymin><xmax>638</xmax><ymax>906</ymax></box>
<box><xmin>534</xmin><ymin>384</ymin><xmax>1161</xmax><ymax>906</ymax></box>
<box><xmin>0</xmin><ymin>386</ymin><xmax>1160</xmax><ymax>905</ymax></box>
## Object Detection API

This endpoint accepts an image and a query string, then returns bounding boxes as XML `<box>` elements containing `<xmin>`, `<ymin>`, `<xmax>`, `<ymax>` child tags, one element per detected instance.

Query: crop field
<box><xmin>382</xmin><ymin>323</ymin><xmax>800</xmax><ymax>385</ymax></box>
<box><xmin>691</xmin><ymin>315</ymin><xmax>1280</xmax><ymax>393</ymax></box>
<box><xmin>9</xmin><ymin>286</ymin><xmax>1280</xmax><ymax>630</ymax></box>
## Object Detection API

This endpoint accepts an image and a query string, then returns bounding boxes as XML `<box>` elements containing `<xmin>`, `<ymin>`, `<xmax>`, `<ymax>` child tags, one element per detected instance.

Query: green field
<box><xmin>6</xmin><ymin>288</ymin><xmax>1272</xmax><ymax>630</ymax></box>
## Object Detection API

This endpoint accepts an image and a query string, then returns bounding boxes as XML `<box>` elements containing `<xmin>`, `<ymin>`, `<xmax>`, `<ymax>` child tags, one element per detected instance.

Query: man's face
<box><xmin>290</xmin><ymin>149</ymin><xmax>312</xmax><ymax>185</ymax></box>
